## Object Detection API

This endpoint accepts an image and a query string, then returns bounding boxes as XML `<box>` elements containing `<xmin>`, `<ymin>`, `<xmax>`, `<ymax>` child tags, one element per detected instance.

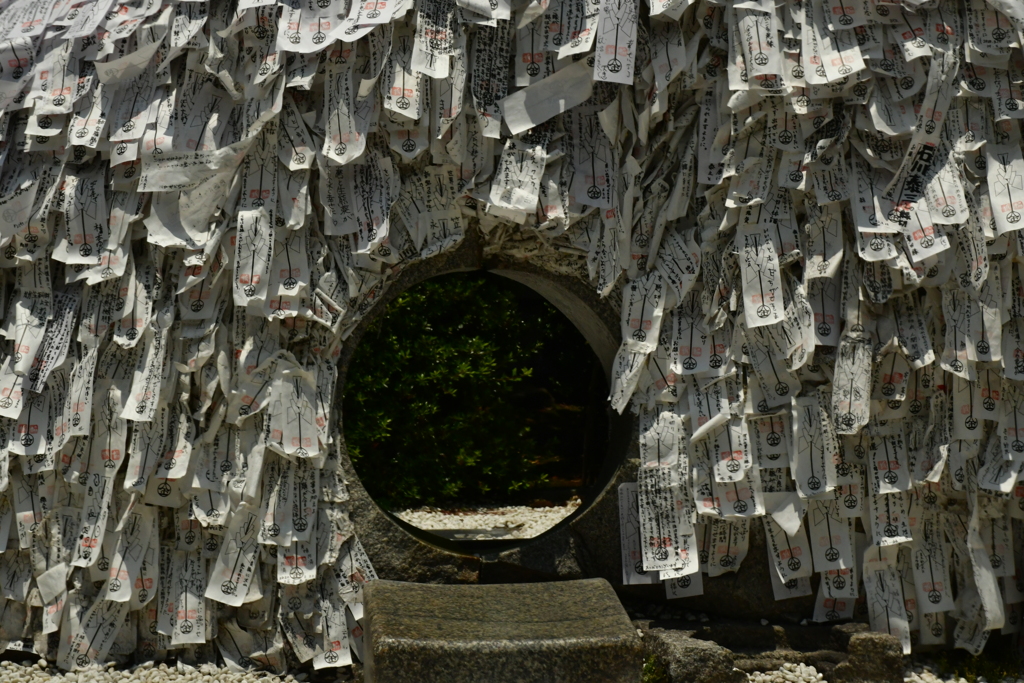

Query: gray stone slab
<box><xmin>362</xmin><ymin>578</ymin><xmax>642</xmax><ymax>683</ymax></box>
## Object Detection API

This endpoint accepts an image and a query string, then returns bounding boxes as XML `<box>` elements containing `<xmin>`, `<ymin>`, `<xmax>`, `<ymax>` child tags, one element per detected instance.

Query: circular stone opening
<box><xmin>343</xmin><ymin>271</ymin><xmax>609</xmax><ymax>544</ymax></box>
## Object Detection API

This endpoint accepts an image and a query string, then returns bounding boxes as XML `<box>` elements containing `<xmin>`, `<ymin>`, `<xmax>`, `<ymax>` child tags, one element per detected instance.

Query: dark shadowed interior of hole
<box><xmin>343</xmin><ymin>271</ymin><xmax>608</xmax><ymax>530</ymax></box>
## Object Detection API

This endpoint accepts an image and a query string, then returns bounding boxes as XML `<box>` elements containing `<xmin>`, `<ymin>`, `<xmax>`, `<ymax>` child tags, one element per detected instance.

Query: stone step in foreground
<box><xmin>362</xmin><ymin>578</ymin><xmax>642</xmax><ymax>683</ymax></box>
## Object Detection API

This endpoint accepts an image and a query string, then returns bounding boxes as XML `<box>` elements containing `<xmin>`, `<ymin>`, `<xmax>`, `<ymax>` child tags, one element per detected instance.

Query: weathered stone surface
<box><xmin>337</xmin><ymin>231</ymin><xmax>635</xmax><ymax>587</ymax></box>
<box><xmin>829</xmin><ymin>622</ymin><xmax>871</xmax><ymax>650</ymax></box>
<box><xmin>635</xmin><ymin>618</ymin><xmax>898</xmax><ymax>683</ymax></box>
<box><xmin>479</xmin><ymin>448</ymin><xmax>638</xmax><ymax>585</ymax></box>
<box><xmin>680</xmin><ymin>619</ymin><xmax>844</xmax><ymax>653</ymax></box>
<box><xmin>362</xmin><ymin>578</ymin><xmax>642</xmax><ymax>683</ymax></box>
<box><xmin>721</xmin><ymin>622</ymin><xmax>848</xmax><ymax>679</ymax></box>
<box><xmin>829</xmin><ymin>631</ymin><xmax>904</xmax><ymax>683</ymax></box>
<box><xmin>621</xmin><ymin>520</ymin><xmax>817</xmax><ymax>621</ymax></box>
<box><xmin>643</xmin><ymin>629</ymin><xmax>746</xmax><ymax>683</ymax></box>
<box><xmin>562</xmin><ymin>450</ymin><xmax>640</xmax><ymax>581</ymax></box>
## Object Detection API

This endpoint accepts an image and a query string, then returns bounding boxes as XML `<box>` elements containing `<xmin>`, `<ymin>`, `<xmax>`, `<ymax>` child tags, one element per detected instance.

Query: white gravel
<box><xmin>6</xmin><ymin>651</ymin><xmax>1023</xmax><ymax>683</ymax></box>
<box><xmin>903</xmin><ymin>665</ymin><xmax>1024</xmax><ymax>683</ymax></box>
<box><xmin>746</xmin><ymin>662</ymin><xmax>823</xmax><ymax>683</ymax></box>
<box><xmin>745</xmin><ymin>663</ymin><xmax>1024</xmax><ymax>683</ymax></box>
<box><xmin>0</xmin><ymin>661</ymin><xmax>341</xmax><ymax>683</ymax></box>
<box><xmin>393</xmin><ymin>499</ymin><xmax>581</xmax><ymax>539</ymax></box>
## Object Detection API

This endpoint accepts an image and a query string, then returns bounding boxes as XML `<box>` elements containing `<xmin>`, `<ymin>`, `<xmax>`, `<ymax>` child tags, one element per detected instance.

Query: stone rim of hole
<box><xmin>333</xmin><ymin>226</ymin><xmax>636</xmax><ymax>585</ymax></box>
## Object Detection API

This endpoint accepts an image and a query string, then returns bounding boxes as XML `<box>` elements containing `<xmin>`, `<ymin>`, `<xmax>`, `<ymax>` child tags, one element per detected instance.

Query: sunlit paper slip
<box><xmin>637</xmin><ymin>406</ymin><xmax>697</xmax><ymax>575</ymax></box>
<box><xmin>706</xmin><ymin>517</ymin><xmax>750</xmax><ymax>577</ymax></box>
<box><xmin>205</xmin><ymin>503</ymin><xmax>261</xmax><ymax>607</ymax></box>
<box><xmin>761</xmin><ymin>492</ymin><xmax>812</xmax><ymax>584</ymax></box>
<box><xmin>592</xmin><ymin>0</ymin><xmax>637</xmax><ymax>84</ymax></box>
<box><xmin>500</xmin><ymin>59</ymin><xmax>594</xmax><ymax>136</ymax></box>
<box><xmin>736</xmin><ymin>223</ymin><xmax>784</xmax><ymax>329</ymax></box>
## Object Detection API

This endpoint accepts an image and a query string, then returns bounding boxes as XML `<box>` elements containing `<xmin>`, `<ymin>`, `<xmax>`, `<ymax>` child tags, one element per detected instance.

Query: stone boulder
<box><xmin>830</xmin><ymin>631</ymin><xmax>904</xmax><ymax>683</ymax></box>
<box><xmin>642</xmin><ymin>629</ymin><xmax>746</xmax><ymax>683</ymax></box>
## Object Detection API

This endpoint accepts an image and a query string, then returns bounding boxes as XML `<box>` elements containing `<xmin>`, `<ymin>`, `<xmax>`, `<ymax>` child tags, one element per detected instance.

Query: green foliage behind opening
<box><xmin>343</xmin><ymin>272</ymin><xmax>605</xmax><ymax>511</ymax></box>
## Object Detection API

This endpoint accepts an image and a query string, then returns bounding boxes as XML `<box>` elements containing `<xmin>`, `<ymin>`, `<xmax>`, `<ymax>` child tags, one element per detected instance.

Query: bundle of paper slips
<box><xmin>0</xmin><ymin>0</ymin><xmax>1023</xmax><ymax>668</ymax></box>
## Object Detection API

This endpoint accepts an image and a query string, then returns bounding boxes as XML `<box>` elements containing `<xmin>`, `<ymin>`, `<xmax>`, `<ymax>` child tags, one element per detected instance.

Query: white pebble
<box><xmin>0</xmin><ymin>662</ymin><xmax>301</xmax><ymax>683</ymax></box>
<box><xmin>746</xmin><ymin>662</ymin><xmax>822</xmax><ymax>683</ymax></box>
<box><xmin>393</xmin><ymin>500</ymin><xmax>581</xmax><ymax>539</ymax></box>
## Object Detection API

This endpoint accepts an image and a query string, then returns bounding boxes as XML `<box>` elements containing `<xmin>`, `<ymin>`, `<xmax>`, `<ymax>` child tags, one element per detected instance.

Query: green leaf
<box><xmin>343</xmin><ymin>272</ymin><xmax>603</xmax><ymax>510</ymax></box>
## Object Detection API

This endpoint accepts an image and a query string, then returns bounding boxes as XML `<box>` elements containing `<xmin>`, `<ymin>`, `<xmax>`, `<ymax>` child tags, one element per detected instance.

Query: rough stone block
<box><xmin>830</xmin><ymin>632</ymin><xmax>904</xmax><ymax>683</ymax></box>
<box><xmin>642</xmin><ymin>629</ymin><xmax>746</xmax><ymax>683</ymax></box>
<box><xmin>362</xmin><ymin>578</ymin><xmax>642</xmax><ymax>683</ymax></box>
